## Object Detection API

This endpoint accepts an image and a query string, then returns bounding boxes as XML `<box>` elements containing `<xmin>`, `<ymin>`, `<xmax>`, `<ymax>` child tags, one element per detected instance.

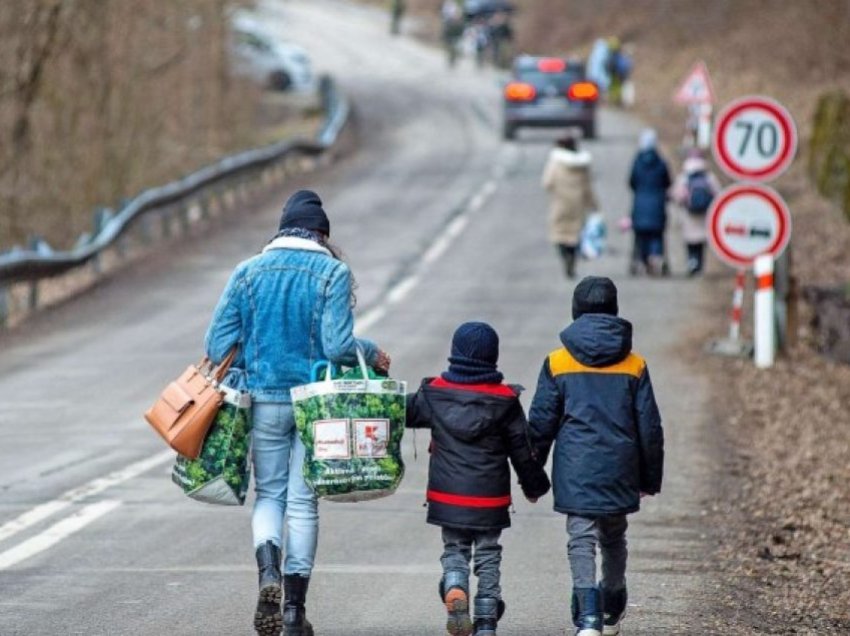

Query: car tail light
<box><xmin>537</xmin><ymin>58</ymin><xmax>566</xmax><ymax>73</ymax></box>
<box><xmin>505</xmin><ymin>82</ymin><xmax>537</xmax><ymax>102</ymax></box>
<box><xmin>568</xmin><ymin>82</ymin><xmax>599</xmax><ymax>101</ymax></box>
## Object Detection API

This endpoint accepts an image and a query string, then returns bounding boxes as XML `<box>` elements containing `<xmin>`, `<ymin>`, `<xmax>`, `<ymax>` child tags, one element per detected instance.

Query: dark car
<box><xmin>502</xmin><ymin>56</ymin><xmax>598</xmax><ymax>140</ymax></box>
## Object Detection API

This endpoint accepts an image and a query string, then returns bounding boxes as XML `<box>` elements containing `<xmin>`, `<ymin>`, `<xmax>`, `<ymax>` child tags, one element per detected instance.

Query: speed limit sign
<box><xmin>712</xmin><ymin>96</ymin><xmax>797</xmax><ymax>182</ymax></box>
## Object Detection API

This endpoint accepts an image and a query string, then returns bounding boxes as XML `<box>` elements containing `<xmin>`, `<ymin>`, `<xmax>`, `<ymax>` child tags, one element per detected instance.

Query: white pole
<box><xmin>754</xmin><ymin>254</ymin><xmax>775</xmax><ymax>368</ymax></box>
<box><xmin>697</xmin><ymin>103</ymin><xmax>713</xmax><ymax>149</ymax></box>
<box><xmin>729</xmin><ymin>269</ymin><xmax>745</xmax><ymax>341</ymax></box>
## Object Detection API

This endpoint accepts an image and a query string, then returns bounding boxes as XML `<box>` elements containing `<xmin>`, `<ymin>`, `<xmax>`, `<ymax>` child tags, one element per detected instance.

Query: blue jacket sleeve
<box><xmin>321</xmin><ymin>262</ymin><xmax>378</xmax><ymax>366</ymax></box>
<box><xmin>635</xmin><ymin>366</ymin><xmax>664</xmax><ymax>494</ymax></box>
<box><xmin>528</xmin><ymin>358</ymin><xmax>564</xmax><ymax>465</ymax></box>
<box><xmin>204</xmin><ymin>268</ymin><xmax>244</xmax><ymax>364</ymax></box>
<box><xmin>505</xmin><ymin>402</ymin><xmax>551</xmax><ymax>499</ymax></box>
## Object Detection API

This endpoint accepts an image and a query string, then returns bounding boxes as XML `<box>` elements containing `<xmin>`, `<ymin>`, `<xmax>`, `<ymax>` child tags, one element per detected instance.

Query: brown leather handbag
<box><xmin>144</xmin><ymin>349</ymin><xmax>237</xmax><ymax>459</ymax></box>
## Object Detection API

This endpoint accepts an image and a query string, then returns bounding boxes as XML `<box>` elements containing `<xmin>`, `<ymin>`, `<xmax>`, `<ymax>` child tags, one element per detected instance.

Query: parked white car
<box><xmin>230</xmin><ymin>14</ymin><xmax>314</xmax><ymax>92</ymax></box>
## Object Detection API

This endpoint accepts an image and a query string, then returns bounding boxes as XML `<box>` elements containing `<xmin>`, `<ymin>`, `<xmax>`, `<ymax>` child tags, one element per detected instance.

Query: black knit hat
<box><xmin>279</xmin><ymin>190</ymin><xmax>330</xmax><ymax>236</ymax></box>
<box><xmin>441</xmin><ymin>321</ymin><xmax>504</xmax><ymax>385</ymax></box>
<box><xmin>572</xmin><ymin>276</ymin><xmax>619</xmax><ymax>319</ymax></box>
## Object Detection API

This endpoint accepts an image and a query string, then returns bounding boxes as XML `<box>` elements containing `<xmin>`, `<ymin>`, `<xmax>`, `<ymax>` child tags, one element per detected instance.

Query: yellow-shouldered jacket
<box><xmin>529</xmin><ymin>313</ymin><xmax>664</xmax><ymax>517</ymax></box>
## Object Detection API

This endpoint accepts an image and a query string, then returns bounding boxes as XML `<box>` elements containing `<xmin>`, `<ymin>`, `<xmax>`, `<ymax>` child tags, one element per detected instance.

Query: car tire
<box><xmin>583</xmin><ymin>122</ymin><xmax>597</xmax><ymax>140</ymax></box>
<box><xmin>269</xmin><ymin>70</ymin><xmax>292</xmax><ymax>92</ymax></box>
<box><xmin>502</xmin><ymin>123</ymin><xmax>517</xmax><ymax>141</ymax></box>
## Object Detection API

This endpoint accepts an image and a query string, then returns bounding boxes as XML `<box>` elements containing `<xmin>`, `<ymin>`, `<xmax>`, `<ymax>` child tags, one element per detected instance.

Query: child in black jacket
<box><xmin>406</xmin><ymin>322</ymin><xmax>551</xmax><ymax>636</ymax></box>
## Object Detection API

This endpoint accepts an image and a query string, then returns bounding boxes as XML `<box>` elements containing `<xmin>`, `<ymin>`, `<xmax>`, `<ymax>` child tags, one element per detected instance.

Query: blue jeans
<box><xmin>252</xmin><ymin>402</ymin><xmax>319</xmax><ymax>576</ymax></box>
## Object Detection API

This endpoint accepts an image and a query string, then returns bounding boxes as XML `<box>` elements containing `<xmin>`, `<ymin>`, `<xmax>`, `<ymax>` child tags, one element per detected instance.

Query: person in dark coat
<box><xmin>528</xmin><ymin>277</ymin><xmax>664</xmax><ymax>636</ymax></box>
<box><xmin>407</xmin><ymin>321</ymin><xmax>551</xmax><ymax>636</ymax></box>
<box><xmin>628</xmin><ymin>129</ymin><xmax>672</xmax><ymax>276</ymax></box>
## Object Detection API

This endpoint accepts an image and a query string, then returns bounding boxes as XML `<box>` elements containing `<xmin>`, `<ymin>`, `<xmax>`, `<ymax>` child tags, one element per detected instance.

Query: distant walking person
<box><xmin>671</xmin><ymin>149</ymin><xmax>721</xmax><ymax>276</ymax></box>
<box><xmin>390</xmin><ymin>0</ymin><xmax>406</xmax><ymax>35</ymax></box>
<box><xmin>628</xmin><ymin>129</ymin><xmax>671</xmax><ymax>276</ymax></box>
<box><xmin>528</xmin><ymin>277</ymin><xmax>664</xmax><ymax>636</ymax></box>
<box><xmin>205</xmin><ymin>190</ymin><xmax>391</xmax><ymax>636</ymax></box>
<box><xmin>542</xmin><ymin>135</ymin><xmax>599</xmax><ymax>279</ymax></box>
<box><xmin>406</xmin><ymin>322</ymin><xmax>550</xmax><ymax>636</ymax></box>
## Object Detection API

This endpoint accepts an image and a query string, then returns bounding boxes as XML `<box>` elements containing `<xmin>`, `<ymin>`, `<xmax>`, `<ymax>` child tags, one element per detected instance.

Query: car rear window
<box><xmin>517</xmin><ymin>69</ymin><xmax>584</xmax><ymax>91</ymax></box>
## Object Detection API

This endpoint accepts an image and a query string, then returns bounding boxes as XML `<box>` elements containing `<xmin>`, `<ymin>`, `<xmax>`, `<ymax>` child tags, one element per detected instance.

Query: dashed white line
<box><xmin>355</xmin><ymin>177</ymin><xmax>498</xmax><ymax>335</ymax></box>
<box><xmin>0</xmin><ymin>500</ymin><xmax>123</xmax><ymax>570</ymax></box>
<box><xmin>0</xmin><ymin>450</ymin><xmax>172</xmax><ymax>545</ymax></box>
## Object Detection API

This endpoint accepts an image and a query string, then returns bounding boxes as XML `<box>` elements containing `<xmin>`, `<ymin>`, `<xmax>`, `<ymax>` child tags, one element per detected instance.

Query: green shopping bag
<box><xmin>172</xmin><ymin>384</ymin><xmax>252</xmax><ymax>506</ymax></box>
<box><xmin>290</xmin><ymin>349</ymin><xmax>406</xmax><ymax>502</ymax></box>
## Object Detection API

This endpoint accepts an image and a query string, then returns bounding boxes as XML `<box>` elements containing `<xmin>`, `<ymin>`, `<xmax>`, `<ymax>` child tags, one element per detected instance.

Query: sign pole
<box><xmin>729</xmin><ymin>269</ymin><xmax>746</xmax><ymax>341</ymax></box>
<box><xmin>754</xmin><ymin>254</ymin><xmax>776</xmax><ymax>368</ymax></box>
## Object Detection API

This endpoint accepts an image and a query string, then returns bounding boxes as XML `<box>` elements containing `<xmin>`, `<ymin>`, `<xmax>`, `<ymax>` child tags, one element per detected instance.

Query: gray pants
<box><xmin>567</xmin><ymin>515</ymin><xmax>628</xmax><ymax>590</ymax></box>
<box><xmin>441</xmin><ymin>527</ymin><xmax>503</xmax><ymax>600</ymax></box>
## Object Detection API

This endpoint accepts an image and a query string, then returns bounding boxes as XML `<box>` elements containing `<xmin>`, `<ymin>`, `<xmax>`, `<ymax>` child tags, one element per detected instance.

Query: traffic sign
<box><xmin>712</xmin><ymin>96</ymin><xmax>797</xmax><ymax>182</ymax></box>
<box><xmin>674</xmin><ymin>61</ymin><xmax>715</xmax><ymax>105</ymax></box>
<box><xmin>707</xmin><ymin>184</ymin><xmax>792</xmax><ymax>268</ymax></box>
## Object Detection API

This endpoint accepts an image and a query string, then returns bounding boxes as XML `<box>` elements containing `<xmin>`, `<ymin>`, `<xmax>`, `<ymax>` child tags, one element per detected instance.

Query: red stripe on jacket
<box><xmin>427</xmin><ymin>489</ymin><xmax>512</xmax><ymax>508</ymax></box>
<box><xmin>429</xmin><ymin>377</ymin><xmax>516</xmax><ymax>397</ymax></box>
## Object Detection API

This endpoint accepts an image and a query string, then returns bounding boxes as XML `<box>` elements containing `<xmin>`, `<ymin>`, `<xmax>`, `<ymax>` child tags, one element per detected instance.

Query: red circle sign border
<box><xmin>712</xmin><ymin>96</ymin><xmax>798</xmax><ymax>182</ymax></box>
<box><xmin>707</xmin><ymin>183</ymin><xmax>792</xmax><ymax>268</ymax></box>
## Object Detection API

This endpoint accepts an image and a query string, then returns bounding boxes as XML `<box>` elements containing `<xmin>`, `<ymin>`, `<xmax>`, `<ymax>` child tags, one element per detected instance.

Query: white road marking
<box><xmin>385</xmin><ymin>275</ymin><xmax>420</xmax><ymax>305</ymax></box>
<box><xmin>0</xmin><ymin>450</ymin><xmax>172</xmax><ymax>545</ymax></box>
<box><xmin>355</xmin><ymin>177</ymin><xmax>498</xmax><ymax>335</ymax></box>
<box><xmin>0</xmin><ymin>500</ymin><xmax>123</xmax><ymax>570</ymax></box>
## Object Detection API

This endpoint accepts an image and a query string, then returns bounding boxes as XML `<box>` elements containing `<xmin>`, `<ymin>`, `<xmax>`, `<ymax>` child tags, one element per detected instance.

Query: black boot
<box><xmin>283</xmin><ymin>574</ymin><xmax>314</xmax><ymax>636</ymax></box>
<box><xmin>473</xmin><ymin>597</ymin><xmax>504</xmax><ymax>635</ymax></box>
<box><xmin>254</xmin><ymin>542</ymin><xmax>282</xmax><ymax>636</ymax></box>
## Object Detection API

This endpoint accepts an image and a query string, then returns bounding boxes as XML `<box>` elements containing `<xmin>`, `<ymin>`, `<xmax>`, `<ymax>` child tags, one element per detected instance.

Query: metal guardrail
<box><xmin>0</xmin><ymin>75</ymin><xmax>349</xmax><ymax>287</ymax></box>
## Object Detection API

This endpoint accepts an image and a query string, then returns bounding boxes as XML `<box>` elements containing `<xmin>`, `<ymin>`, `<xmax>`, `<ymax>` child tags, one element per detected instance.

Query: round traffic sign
<box><xmin>707</xmin><ymin>184</ymin><xmax>792</xmax><ymax>268</ymax></box>
<box><xmin>712</xmin><ymin>96</ymin><xmax>797</xmax><ymax>182</ymax></box>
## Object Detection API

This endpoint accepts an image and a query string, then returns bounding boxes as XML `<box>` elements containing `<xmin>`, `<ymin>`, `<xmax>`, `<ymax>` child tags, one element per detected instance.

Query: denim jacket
<box><xmin>205</xmin><ymin>237</ymin><xmax>378</xmax><ymax>402</ymax></box>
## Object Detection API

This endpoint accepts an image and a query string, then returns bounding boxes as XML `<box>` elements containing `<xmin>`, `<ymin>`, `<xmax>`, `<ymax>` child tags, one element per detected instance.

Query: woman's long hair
<box><xmin>266</xmin><ymin>228</ymin><xmax>358</xmax><ymax>307</ymax></box>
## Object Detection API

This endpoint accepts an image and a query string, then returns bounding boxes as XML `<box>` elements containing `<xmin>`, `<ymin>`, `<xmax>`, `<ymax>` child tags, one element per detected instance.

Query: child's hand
<box><xmin>526</xmin><ymin>496</ymin><xmax>538</xmax><ymax>504</ymax></box>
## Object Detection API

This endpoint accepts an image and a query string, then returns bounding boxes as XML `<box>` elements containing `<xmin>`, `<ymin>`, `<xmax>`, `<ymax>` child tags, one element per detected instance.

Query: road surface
<box><xmin>0</xmin><ymin>2</ymin><xmax>719</xmax><ymax>634</ymax></box>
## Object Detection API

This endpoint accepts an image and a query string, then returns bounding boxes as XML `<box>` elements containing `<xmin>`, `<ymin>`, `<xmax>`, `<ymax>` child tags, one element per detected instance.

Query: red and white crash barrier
<box><xmin>729</xmin><ymin>269</ymin><xmax>746</xmax><ymax>341</ymax></box>
<box><xmin>754</xmin><ymin>254</ymin><xmax>775</xmax><ymax>368</ymax></box>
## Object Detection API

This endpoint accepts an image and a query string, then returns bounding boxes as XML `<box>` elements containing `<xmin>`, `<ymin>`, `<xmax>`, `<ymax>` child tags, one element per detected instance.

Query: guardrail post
<box><xmin>179</xmin><ymin>203</ymin><xmax>191</xmax><ymax>235</ymax></box>
<box><xmin>92</xmin><ymin>208</ymin><xmax>113</xmax><ymax>273</ymax></box>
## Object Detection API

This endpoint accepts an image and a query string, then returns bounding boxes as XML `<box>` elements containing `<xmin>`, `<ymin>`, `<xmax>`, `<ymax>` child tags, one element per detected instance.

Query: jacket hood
<box><xmin>560</xmin><ymin>314</ymin><xmax>633</xmax><ymax>367</ymax></box>
<box><xmin>683</xmin><ymin>156</ymin><xmax>708</xmax><ymax>174</ymax></box>
<box><xmin>421</xmin><ymin>380</ymin><xmax>520</xmax><ymax>442</ymax></box>
<box><xmin>638</xmin><ymin>148</ymin><xmax>662</xmax><ymax>165</ymax></box>
<box><xmin>550</xmin><ymin>148</ymin><xmax>592</xmax><ymax>168</ymax></box>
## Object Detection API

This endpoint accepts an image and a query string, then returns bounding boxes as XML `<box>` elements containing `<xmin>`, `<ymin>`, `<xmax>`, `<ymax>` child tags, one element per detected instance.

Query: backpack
<box><xmin>686</xmin><ymin>171</ymin><xmax>713</xmax><ymax>214</ymax></box>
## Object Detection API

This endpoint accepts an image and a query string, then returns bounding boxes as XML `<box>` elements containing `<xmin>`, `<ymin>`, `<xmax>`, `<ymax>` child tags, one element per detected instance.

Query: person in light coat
<box><xmin>542</xmin><ymin>135</ymin><xmax>599</xmax><ymax>279</ymax></box>
<box><xmin>670</xmin><ymin>149</ymin><xmax>722</xmax><ymax>275</ymax></box>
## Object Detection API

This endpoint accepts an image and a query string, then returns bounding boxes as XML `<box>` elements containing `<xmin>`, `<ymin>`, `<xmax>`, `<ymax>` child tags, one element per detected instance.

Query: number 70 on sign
<box><xmin>712</xmin><ymin>96</ymin><xmax>797</xmax><ymax>183</ymax></box>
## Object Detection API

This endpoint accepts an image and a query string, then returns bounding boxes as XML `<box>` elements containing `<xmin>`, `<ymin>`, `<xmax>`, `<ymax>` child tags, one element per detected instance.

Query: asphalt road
<box><xmin>0</xmin><ymin>2</ymin><xmax>719</xmax><ymax>634</ymax></box>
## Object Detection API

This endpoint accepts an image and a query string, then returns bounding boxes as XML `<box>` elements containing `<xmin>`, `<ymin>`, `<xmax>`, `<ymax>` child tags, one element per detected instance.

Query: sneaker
<box><xmin>572</xmin><ymin>587</ymin><xmax>603</xmax><ymax>636</ymax></box>
<box><xmin>445</xmin><ymin>587</ymin><xmax>473</xmax><ymax>636</ymax></box>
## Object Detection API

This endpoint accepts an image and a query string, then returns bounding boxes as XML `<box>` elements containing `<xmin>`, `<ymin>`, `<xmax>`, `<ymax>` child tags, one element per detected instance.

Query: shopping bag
<box><xmin>171</xmin><ymin>371</ymin><xmax>252</xmax><ymax>506</ymax></box>
<box><xmin>291</xmin><ymin>349</ymin><xmax>406</xmax><ymax>503</ymax></box>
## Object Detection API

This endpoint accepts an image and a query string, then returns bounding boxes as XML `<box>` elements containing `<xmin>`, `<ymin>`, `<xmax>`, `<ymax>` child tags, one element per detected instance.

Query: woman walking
<box><xmin>205</xmin><ymin>190</ymin><xmax>391</xmax><ymax>636</ymax></box>
<box><xmin>542</xmin><ymin>135</ymin><xmax>599</xmax><ymax>279</ymax></box>
<box><xmin>628</xmin><ymin>129</ymin><xmax>671</xmax><ymax>276</ymax></box>
<box><xmin>670</xmin><ymin>149</ymin><xmax>721</xmax><ymax>276</ymax></box>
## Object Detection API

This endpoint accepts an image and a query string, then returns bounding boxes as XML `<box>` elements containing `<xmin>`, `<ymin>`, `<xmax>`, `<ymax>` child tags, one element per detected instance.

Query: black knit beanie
<box><xmin>279</xmin><ymin>190</ymin><xmax>330</xmax><ymax>236</ymax></box>
<box><xmin>572</xmin><ymin>276</ymin><xmax>619</xmax><ymax>319</ymax></box>
<box><xmin>441</xmin><ymin>321</ymin><xmax>504</xmax><ymax>385</ymax></box>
